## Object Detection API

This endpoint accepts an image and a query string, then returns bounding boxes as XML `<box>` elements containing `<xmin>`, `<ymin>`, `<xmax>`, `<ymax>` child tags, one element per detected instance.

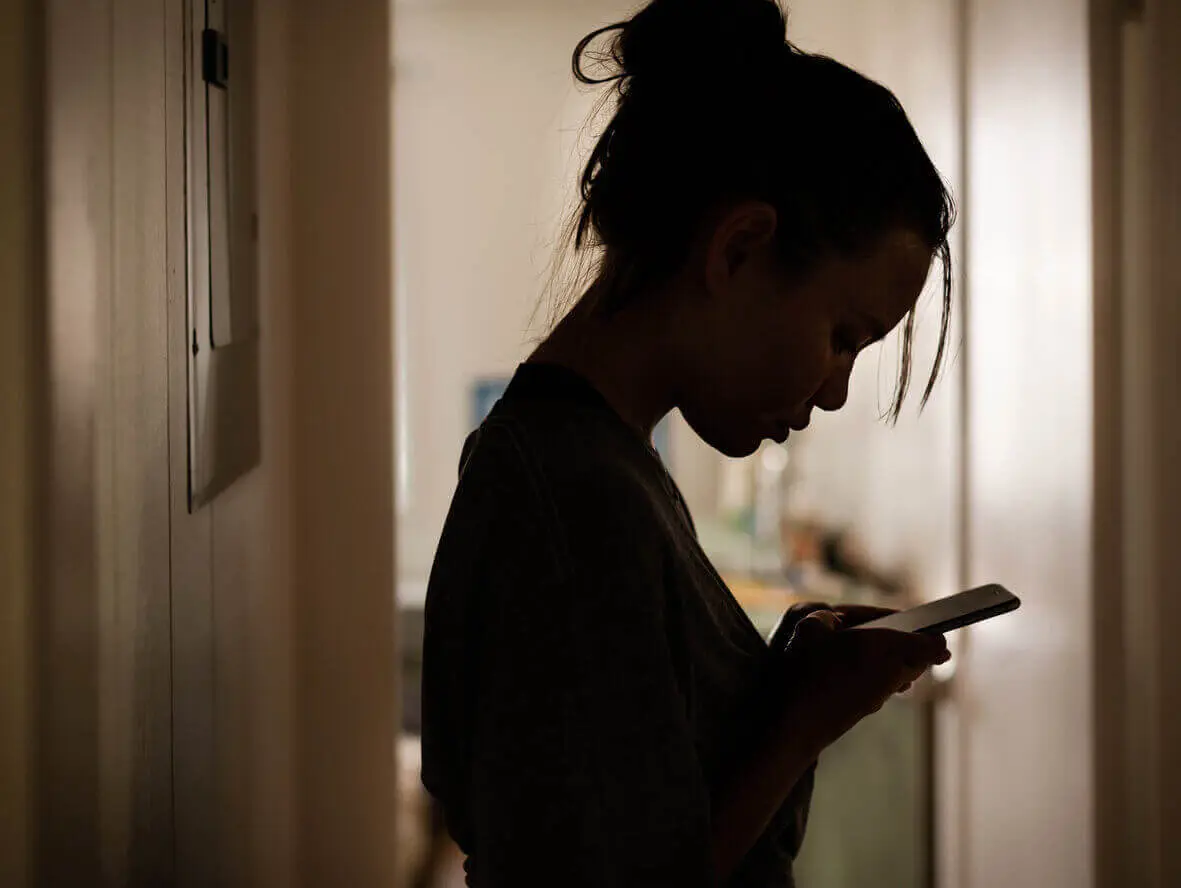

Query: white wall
<box><xmin>957</xmin><ymin>1</ymin><xmax>1094</xmax><ymax>886</ymax></box>
<box><xmin>392</xmin><ymin>0</ymin><xmax>634</xmax><ymax>588</ymax></box>
<box><xmin>288</xmin><ymin>0</ymin><xmax>400</xmax><ymax>883</ymax></box>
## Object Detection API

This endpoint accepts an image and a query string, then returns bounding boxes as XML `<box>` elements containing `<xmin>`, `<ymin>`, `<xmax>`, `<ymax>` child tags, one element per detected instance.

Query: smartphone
<box><xmin>852</xmin><ymin>583</ymin><xmax>1020</xmax><ymax>635</ymax></box>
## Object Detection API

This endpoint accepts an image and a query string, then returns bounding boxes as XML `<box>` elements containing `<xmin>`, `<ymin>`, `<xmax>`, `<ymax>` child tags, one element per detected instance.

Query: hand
<box><xmin>774</xmin><ymin>609</ymin><xmax>950</xmax><ymax>757</ymax></box>
<box><xmin>709</xmin><ymin>604</ymin><xmax>946</xmax><ymax>880</ymax></box>
<box><xmin>827</xmin><ymin>604</ymin><xmax>899</xmax><ymax>628</ymax></box>
<box><xmin>825</xmin><ymin>605</ymin><xmax>939</xmax><ymax>693</ymax></box>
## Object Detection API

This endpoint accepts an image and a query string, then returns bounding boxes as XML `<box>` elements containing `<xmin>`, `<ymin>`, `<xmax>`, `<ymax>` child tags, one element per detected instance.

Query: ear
<box><xmin>704</xmin><ymin>201</ymin><xmax>778</xmax><ymax>297</ymax></box>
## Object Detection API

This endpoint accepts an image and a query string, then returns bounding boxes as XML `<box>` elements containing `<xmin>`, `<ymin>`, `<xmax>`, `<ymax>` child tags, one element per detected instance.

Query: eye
<box><xmin>831</xmin><ymin>325</ymin><xmax>862</xmax><ymax>356</ymax></box>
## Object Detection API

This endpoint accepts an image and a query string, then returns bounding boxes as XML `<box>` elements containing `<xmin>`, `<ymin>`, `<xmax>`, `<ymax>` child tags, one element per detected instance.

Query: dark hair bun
<box><xmin>575</xmin><ymin>0</ymin><xmax>787</xmax><ymax>88</ymax></box>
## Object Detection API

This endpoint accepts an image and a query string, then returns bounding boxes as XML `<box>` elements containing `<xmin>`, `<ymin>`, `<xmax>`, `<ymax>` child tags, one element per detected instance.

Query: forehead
<box><xmin>841</xmin><ymin>229</ymin><xmax>934</xmax><ymax>323</ymax></box>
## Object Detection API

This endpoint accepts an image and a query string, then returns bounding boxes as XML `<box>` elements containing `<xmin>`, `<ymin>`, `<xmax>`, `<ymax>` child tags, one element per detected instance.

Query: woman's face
<box><xmin>672</xmin><ymin>207</ymin><xmax>934</xmax><ymax>458</ymax></box>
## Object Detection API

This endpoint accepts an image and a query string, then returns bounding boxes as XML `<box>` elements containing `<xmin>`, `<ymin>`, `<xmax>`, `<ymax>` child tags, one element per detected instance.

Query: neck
<box><xmin>529</xmin><ymin>291</ymin><xmax>680</xmax><ymax>438</ymax></box>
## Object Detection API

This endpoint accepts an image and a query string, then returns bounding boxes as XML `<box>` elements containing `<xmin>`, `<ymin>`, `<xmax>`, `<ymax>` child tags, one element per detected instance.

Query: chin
<box><xmin>710</xmin><ymin>433</ymin><xmax>764</xmax><ymax>460</ymax></box>
<box><xmin>682</xmin><ymin>409</ymin><xmax>766</xmax><ymax>459</ymax></box>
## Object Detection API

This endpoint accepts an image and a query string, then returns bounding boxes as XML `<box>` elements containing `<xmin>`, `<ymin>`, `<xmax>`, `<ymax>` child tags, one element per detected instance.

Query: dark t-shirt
<box><xmin>421</xmin><ymin>363</ymin><xmax>816</xmax><ymax>887</ymax></box>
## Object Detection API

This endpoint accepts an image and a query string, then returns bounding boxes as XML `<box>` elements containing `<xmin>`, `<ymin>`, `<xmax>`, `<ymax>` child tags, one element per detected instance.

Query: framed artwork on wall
<box><xmin>470</xmin><ymin>378</ymin><xmax>510</xmax><ymax>430</ymax></box>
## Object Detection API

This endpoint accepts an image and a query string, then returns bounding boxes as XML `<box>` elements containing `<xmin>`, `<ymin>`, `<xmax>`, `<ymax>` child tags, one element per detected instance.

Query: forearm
<box><xmin>708</xmin><ymin>703</ymin><xmax>820</xmax><ymax>882</ymax></box>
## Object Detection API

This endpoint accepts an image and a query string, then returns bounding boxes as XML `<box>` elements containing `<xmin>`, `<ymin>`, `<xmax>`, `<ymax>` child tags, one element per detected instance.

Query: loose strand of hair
<box><xmin>572</xmin><ymin>23</ymin><xmax>627</xmax><ymax>85</ymax></box>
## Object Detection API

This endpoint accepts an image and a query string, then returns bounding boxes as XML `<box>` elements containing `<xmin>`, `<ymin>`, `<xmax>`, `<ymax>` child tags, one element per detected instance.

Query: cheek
<box><xmin>757</xmin><ymin>315</ymin><xmax>834</xmax><ymax>408</ymax></box>
<box><xmin>677</xmin><ymin>302</ymin><xmax>834</xmax><ymax>441</ymax></box>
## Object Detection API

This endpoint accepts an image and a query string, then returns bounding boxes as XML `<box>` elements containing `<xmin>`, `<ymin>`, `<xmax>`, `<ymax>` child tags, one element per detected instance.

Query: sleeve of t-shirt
<box><xmin>460</xmin><ymin>422</ymin><xmax>717</xmax><ymax>887</ymax></box>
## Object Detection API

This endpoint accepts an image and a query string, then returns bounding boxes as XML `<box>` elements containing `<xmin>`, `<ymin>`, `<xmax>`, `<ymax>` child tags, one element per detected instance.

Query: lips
<box><xmin>787</xmin><ymin>410</ymin><xmax>813</xmax><ymax>432</ymax></box>
<box><xmin>764</xmin><ymin>410</ymin><xmax>811</xmax><ymax>442</ymax></box>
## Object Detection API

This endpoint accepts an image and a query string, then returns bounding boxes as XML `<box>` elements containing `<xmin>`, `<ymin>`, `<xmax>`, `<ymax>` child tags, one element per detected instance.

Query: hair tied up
<box><xmin>573</xmin><ymin>0</ymin><xmax>789</xmax><ymax>91</ymax></box>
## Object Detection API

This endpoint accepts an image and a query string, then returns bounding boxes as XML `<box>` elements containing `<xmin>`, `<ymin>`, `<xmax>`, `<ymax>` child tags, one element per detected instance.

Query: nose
<box><xmin>811</xmin><ymin>361</ymin><xmax>853</xmax><ymax>413</ymax></box>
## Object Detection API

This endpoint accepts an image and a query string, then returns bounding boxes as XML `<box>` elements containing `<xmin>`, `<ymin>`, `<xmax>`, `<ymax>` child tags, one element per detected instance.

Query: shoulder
<box><xmin>458</xmin><ymin>406</ymin><xmax>672</xmax><ymax>541</ymax></box>
<box><xmin>433</xmin><ymin>409</ymin><xmax>679</xmax><ymax>625</ymax></box>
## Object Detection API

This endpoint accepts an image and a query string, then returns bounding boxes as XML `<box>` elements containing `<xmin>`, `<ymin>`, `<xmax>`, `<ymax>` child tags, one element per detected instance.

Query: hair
<box><xmin>545</xmin><ymin>0</ymin><xmax>956</xmax><ymax>420</ymax></box>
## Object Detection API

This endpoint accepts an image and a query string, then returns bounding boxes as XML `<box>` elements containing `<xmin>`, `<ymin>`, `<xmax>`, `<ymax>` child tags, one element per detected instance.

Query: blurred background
<box><xmin>3</xmin><ymin>0</ymin><xmax>1179</xmax><ymax>887</ymax></box>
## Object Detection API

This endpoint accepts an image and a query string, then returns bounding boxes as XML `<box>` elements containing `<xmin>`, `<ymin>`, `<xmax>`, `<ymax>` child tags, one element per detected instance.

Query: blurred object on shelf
<box><xmin>707</xmin><ymin>440</ymin><xmax>794</xmax><ymax>581</ymax></box>
<box><xmin>781</xmin><ymin>519</ymin><xmax>911</xmax><ymax>603</ymax></box>
<box><xmin>819</xmin><ymin>529</ymin><xmax>908</xmax><ymax>598</ymax></box>
<box><xmin>752</xmin><ymin>440</ymin><xmax>791</xmax><ymax>574</ymax></box>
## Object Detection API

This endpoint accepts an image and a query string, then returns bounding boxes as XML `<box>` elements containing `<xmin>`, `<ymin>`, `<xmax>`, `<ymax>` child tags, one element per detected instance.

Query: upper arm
<box><xmin>442</xmin><ymin>425</ymin><xmax>716</xmax><ymax>886</ymax></box>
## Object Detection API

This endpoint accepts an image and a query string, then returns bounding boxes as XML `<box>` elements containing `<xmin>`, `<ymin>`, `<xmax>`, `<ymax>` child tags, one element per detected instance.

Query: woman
<box><xmin>422</xmin><ymin>1</ymin><xmax>954</xmax><ymax>884</ymax></box>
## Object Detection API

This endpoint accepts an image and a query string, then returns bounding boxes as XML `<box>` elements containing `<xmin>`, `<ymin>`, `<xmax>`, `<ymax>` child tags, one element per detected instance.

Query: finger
<box><xmin>790</xmin><ymin>610</ymin><xmax>840</xmax><ymax>647</ymax></box>
<box><xmin>918</xmin><ymin>631</ymin><xmax>950</xmax><ymax>663</ymax></box>
<box><xmin>858</xmin><ymin>627</ymin><xmax>948</xmax><ymax>667</ymax></box>
<box><xmin>880</xmin><ymin>665</ymin><xmax>926</xmax><ymax>701</ymax></box>
<box><xmin>920</xmin><ymin>630</ymin><xmax>948</xmax><ymax>647</ymax></box>
<box><xmin>903</xmin><ymin>628</ymin><xmax>948</xmax><ymax>660</ymax></box>
<box><xmin>831</xmin><ymin>605</ymin><xmax>898</xmax><ymax>628</ymax></box>
<box><xmin>905</xmin><ymin>645</ymin><xmax>948</xmax><ymax>670</ymax></box>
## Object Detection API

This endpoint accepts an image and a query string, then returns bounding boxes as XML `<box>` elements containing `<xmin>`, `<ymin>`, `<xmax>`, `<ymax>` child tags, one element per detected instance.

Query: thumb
<box><xmin>790</xmin><ymin>609</ymin><xmax>840</xmax><ymax>649</ymax></box>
